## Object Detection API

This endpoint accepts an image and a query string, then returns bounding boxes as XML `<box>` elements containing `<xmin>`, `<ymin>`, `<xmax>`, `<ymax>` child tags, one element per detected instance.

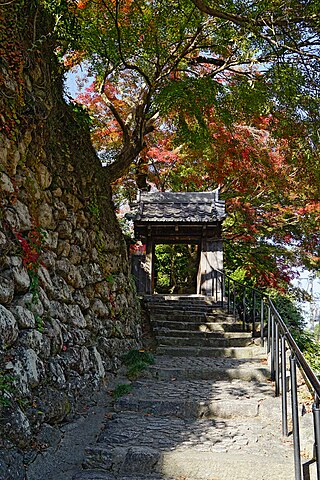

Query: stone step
<box><xmin>154</xmin><ymin>329</ymin><xmax>251</xmax><ymax>339</ymax></box>
<box><xmin>83</xmin><ymin>445</ymin><xmax>161</xmax><ymax>476</ymax></box>
<box><xmin>156</xmin><ymin>335</ymin><xmax>254</xmax><ymax>348</ymax></box>
<box><xmin>150</xmin><ymin>313</ymin><xmax>239</xmax><ymax>323</ymax></box>
<box><xmin>142</xmin><ymin>356</ymin><xmax>270</xmax><ymax>382</ymax></box>
<box><xmin>156</xmin><ymin>345</ymin><xmax>266</xmax><ymax>359</ymax></box>
<box><xmin>82</xmin><ymin>407</ymin><xmax>294</xmax><ymax>478</ymax></box>
<box><xmin>148</xmin><ymin>305</ymin><xmax>225</xmax><ymax>313</ymax></box>
<box><xmin>143</xmin><ymin>294</ymin><xmax>219</xmax><ymax>303</ymax></box>
<box><xmin>115</xmin><ymin>395</ymin><xmax>260</xmax><ymax>419</ymax></box>
<box><xmin>152</xmin><ymin>320</ymin><xmax>244</xmax><ymax>332</ymax></box>
<box><xmin>161</xmin><ymin>450</ymin><xmax>294</xmax><ymax>480</ymax></box>
<box><xmin>114</xmin><ymin>378</ymin><xmax>269</xmax><ymax>419</ymax></box>
<box><xmin>148</xmin><ymin>304</ymin><xmax>223</xmax><ymax>311</ymax></box>
<box><xmin>73</xmin><ymin>472</ymin><xmax>171</xmax><ymax>480</ymax></box>
<box><xmin>147</xmin><ymin>298</ymin><xmax>221</xmax><ymax>305</ymax></box>
<box><xmin>82</xmin><ymin>442</ymin><xmax>295</xmax><ymax>480</ymax></box>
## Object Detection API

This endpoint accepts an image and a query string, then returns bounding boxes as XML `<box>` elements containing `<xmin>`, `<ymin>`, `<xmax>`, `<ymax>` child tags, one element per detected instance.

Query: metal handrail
<box><xmin>269</xmin><ymin>298</ymin><xmax>320</xmax><ymax>399</ymax></box>
<box><xmin>207</xmin><ymin>267</ymin><xmax>320</xmax><ymax>480</ymax></box>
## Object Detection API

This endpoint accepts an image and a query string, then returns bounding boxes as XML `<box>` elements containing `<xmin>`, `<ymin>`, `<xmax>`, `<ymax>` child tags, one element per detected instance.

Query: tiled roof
<box><xmin>131</xmin><ymin>191</ymin><xmax>226</xmax><ymax>223</ymax></box>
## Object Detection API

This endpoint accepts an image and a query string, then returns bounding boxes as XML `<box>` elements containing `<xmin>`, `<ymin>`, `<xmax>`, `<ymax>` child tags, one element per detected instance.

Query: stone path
<box><xmin>72</xmin><ymin>296</ymin><xmax>295</xmax><ymax>480</ymax></box>
<box><xmin>72</xmin><ymin>358</ymin><xmax>294</xmax><ymax>480</ymax></box>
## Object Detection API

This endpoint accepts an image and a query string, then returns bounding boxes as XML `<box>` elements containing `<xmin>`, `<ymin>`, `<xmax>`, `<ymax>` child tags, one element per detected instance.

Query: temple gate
<box><xmin>130</xmin><ymin>190</ymin><xmax>226</xmax><ymax>298</ymax></box>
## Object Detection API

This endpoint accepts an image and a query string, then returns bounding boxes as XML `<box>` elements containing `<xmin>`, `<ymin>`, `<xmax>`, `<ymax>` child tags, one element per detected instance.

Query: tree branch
<box><xmin>190</xmin><ymin>0</ymin><xmax>318</xmax><ymax>28</ymax></box>
<box><xmin>99</xmin><ymin>71</ymin><xmax>129</xmax><ymax>140</ymax></box>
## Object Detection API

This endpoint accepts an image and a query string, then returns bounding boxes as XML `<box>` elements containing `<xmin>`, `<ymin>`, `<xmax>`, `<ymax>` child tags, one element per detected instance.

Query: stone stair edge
<box><xmin>153</xmin><ymin>329</ymin><xmax>251</xmax><ymax>336</ymax></box>
<box><xmin>156</xmin><ymin>345</ymin><xmax>266</xmax><ymax>359</ymax></box>
<box><xmin>150</xmin><ymin>313</ymin><xmax>239</xmax><ymax>319</ymax></box>
<box><xmin>73</xmin><ymin>472</ymin><xmax>169</xmax><ymax>480</ymax></box>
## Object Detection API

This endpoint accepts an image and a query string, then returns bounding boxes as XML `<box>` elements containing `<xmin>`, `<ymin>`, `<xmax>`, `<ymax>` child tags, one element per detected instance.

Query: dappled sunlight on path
<box><xmin>74</xmin><ymin>296</ymin><xmax>296</xmax><ymax>480</ymax></box>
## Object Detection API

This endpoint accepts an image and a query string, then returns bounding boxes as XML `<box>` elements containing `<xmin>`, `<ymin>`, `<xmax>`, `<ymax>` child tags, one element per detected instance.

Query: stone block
<box><xmin>91</xmin><ymin>298</ymin><xmax>109</xmax><ymax>318</ymax></box>
<box><xmin>64</xmin><ymin>192</ymin><xmax>84</xmax><ymax>211</ymax></box>
<box><xmin>12</xmin><ymin>266</ymin><xmax>31</xmax><ymax>293</ymax></box>
<box><xmin>53</xmin><ymin>199</ymin><xmax>68</xmax><ymax>220</ymax></box>
<box><xmin>3</xmin><ymin>207</ymin><xmax>20</xmax><ymax>231</ymax></box>
<box><xmin>37</xmin><ymin>388</ymin><xmax>71</xmax><ymax>423</ymax></box>
<box><xmin>24</xmin><ymin>172</ymin><xmax>41</xmax><ymax>200</ymax></box>
<box><xmin>118</xmin><ymin>446</ymin><xmax>161</xmax><ymax>474</ymax></box>
<box><xmin>44</xmin><ymin>231</ymin><xmax>59</xmax><ymax>250</ymax></box>
<box><xmin>40</xmin><ymin>251</ymin><xmax>57</xmax><ymax>271</ymax></box>
<box><xmin>67</xmin><ymin>304</ymin><xmax>87</xmax><ymax>328</ymax></box>
<box><xmin>1</xmin><ymin>405</ymin><xmax>31</xmax><ymax>448</ymax></box>
<box><xmin>73</xmin><ymin>290</ymin><xmax>90</xmax><ymax>311</ymax></box>
<box><xmin>35</xmin><ymin>162</ymin><xmax>52</xmax><ymax>189</ymax></box>
<box><xmin>51</xmin><ymin>275</ymin><xmax>73</xmax><ymax>303</ymax></box>
<box><xmin>38</xmin><ymin>202</ymin><xmax>55</xmax><ymax>229</ymax></box>
<box><xmin>85</xmin><ymin>314</ymin><xmax>104</xmax><ymax>334</ymax></box>
<box><xmin>57</xmin><ymin>239</ymin><xmax>71</xmax><ymax>257</ymax></box>
<box><xmin>14</xmin><ymin>292</ymin><xmax>44</xmax><ymax>317</ymax></box>
<box><xmin>68</xmin><ymin>265</ymin><xmax>86</xmax><ymax>289</ymax></box>
<box><xmin>0</xmin><ymin>448</ymin><xmax>25</xmax><ymax>480</ymax></box>
<box><xmin>38</xmin><ymin>264</ymin><xmax>55</xmax><ymax>294</ymax></box>
<box><xmin>74</xmin><ymin>228</ymin><xmax>89</xmax><ymax>248</ymax></box>
<box><xmin>46</xmin><ymin>317</ymin><xmax>64</xmax><ymax>354</ymax></box>
<box><xmin>0</xmin><ymin>305</ymin><xmax>19</xmax><ymax>347</ymax></box>
<box><xmin>94</xmin><ymin>281</ymin><xmax>110</xmax><ymax>300</ymax></box>
<box><xmin>7</xmin><ymin>348</ymin><xmax>45</xmax><ymax>395</ymax></box>
<box><xmin>38</xmin><ymin>286</ymin><xmax>51</xmax><ymax>311</ymax></box>
<box><xmin>84</xmin><ymin>446</ymin><xmax>161</xmax><ymax>475</ymax></box>
<box><xmin>0</xmin><ymin>230</ymin><xmax>8</xmax><ymax>249</ymax></box>
<box><xmin>56</xmin><ymin>257</ymin><xmax>71</xmax><ymax>278</ymax></box>
<box><xmin>69</xmin><ymin>245</ymin><xmax>82</xmax><ymax>265</ymax></box>
<box><xmin>76</xmin><ymin>210</ymin><xmax>89</xmax><ymax>227</ymax></box>
<box><xmin>73</xmin><ymin>329</ymin><xmax>89</xmax><ymax>346</ymax></box>
<box><xmin>14</xmin><ymin>200</ymin><xmax>32</xmax><ymax>231</ymax></box>
<box><xmin>0</xmin><ymin>172</ymin><xmax>15</xmax><ymax>193</ymax></box>
<box><xmin>0</xmin><ymin>274</ymin><xmax>15</xmax><ymax>303</ymax></box>
<box><xmin>57</xmin><ymin>220</ymin><xmax>73</xmax><ymax>239</ymax></box>
<box><xmin>18</xmin><ymin>330</ymin><xmax>51</xmax><ymax>358</ymax></box>
<box><xmin>90</xmin><ymin>346</ymin><xmax>105</xmax><ymax>378</ymax></box>
<box><xmin>10</xmin><ymin>305</ymin><xmax>36</xmax><ymax>329</ymax></box>
<box><xmin>48</xmin><ymin>358</ymin><xmax>66</xmax><ymax>388</ymax></box>
<box><xmin>52</xmin><ymin>187</ymin><xmax>62</xmax><ymax>198</ymax></box>
<box><xmin>49</xmin><ymin>301</ymin><xmax>69</xmax><ymax>321</ymax></box>
<box><xmin>78</xmin><ymin>346</ymin><xmax>92</xmax><ymax>373</ymax></box>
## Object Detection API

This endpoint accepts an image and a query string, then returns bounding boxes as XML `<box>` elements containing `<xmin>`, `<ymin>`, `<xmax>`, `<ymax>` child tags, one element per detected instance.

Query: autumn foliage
<box><xmin>45</xmin><ymin>0</ymin><xmax>320</xmax><ymax>291</ymax></box>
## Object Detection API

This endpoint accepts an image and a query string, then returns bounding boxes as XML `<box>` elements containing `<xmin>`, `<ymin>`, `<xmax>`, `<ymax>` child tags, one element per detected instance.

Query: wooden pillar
<box><xmin>197</xmin><ymin>233</ymin><xmax>224</xmax><ymax>298</ymax></box>
<box><xmin>206</xmin><ymin>239</ymin><xmax>224</xmax><ymax>301</ymax></box>
<box><xmin>197</xmin><ymin>228</ymin><xmax>212</xmax><ymax>296</ymax></box>
<box><xmin>207</xmin><ymin>239</ymin><xmax>224</xmax><ymax>271</ymax></box>
<box><xmin>145</xmin><ymin>236</ymin><xmax>154</xmax><ymax>294</ymax></box>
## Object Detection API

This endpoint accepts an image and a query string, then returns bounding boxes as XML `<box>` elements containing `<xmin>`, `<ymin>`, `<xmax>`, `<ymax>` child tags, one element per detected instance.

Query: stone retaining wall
<box><xmin>0</xmin><ymin>3</ymin><xmax>141</xmax><ymax>476</ymax></box>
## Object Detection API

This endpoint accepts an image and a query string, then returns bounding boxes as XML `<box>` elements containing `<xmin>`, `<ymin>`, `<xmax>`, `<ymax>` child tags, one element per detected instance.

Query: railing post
<box><xmin>313</xmin><ymin>397</ymin><xmax>320</xmax><ymax>480</ymax></box>
<box><xmin>252</xmin><ymin>290</ymin><xmax>256</xmax><ymax>337</ymax></box>
<box><xmin>275</xmin><ymin>322</ymin><xmax>280</xmax><ymax>397</ymax></box>
<box><xmin>271</xmin><ymin>314</ymin><xmax>275</xmax><ymax>381</ymax></box>
<box><xmin>260</xmin><ymin>298</ymin><xmax>264</xmax><ymax>347</ymax></box>
<box><xmin>233</xmin><ymin>284</ymin><xmax>236</xmax><ymax>317</ymax></box>
<box><xmin>227</xmin><ymin>277</ymin><xmax>230</xmax><ymax>314</ymax></box>
<box><xmin>281</xmin><ymin>335</ymin><xmax>288</xmax><ymax>436</ymax></box>
<box><xmin>215</xmin><ymin>269</ymin><xmax>218</xmax><ymax>302</ymax></box>
<box><xmin>243</xmin><ymin>287</ymin><xmax>246</xmax><ymax>331</ymax></box>
<box><xmin>220</xmin><ymin>271</ymin><xmax>224</xmax><ymax>308</ymax></box>
<box><xmin>267</xmin><ymin>305</ymin><xmax>271</xmax><ymax>353</ymax></box>
<box><xmin>290</xmin><ymin>355</ymin><xmax>302</xmax><ymax>480</ymax></box>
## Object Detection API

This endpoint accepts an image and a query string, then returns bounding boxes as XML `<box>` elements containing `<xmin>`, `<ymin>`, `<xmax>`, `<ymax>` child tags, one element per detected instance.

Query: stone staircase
<box><xmin>73</xmin><ymin>295</ymin><xmax>295</xmax><ymax>480</ymax></box>
<box><xmin>147</xmin><ymin>295</ymin><xmax>264</xmax><ymax>359</ymax></box>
